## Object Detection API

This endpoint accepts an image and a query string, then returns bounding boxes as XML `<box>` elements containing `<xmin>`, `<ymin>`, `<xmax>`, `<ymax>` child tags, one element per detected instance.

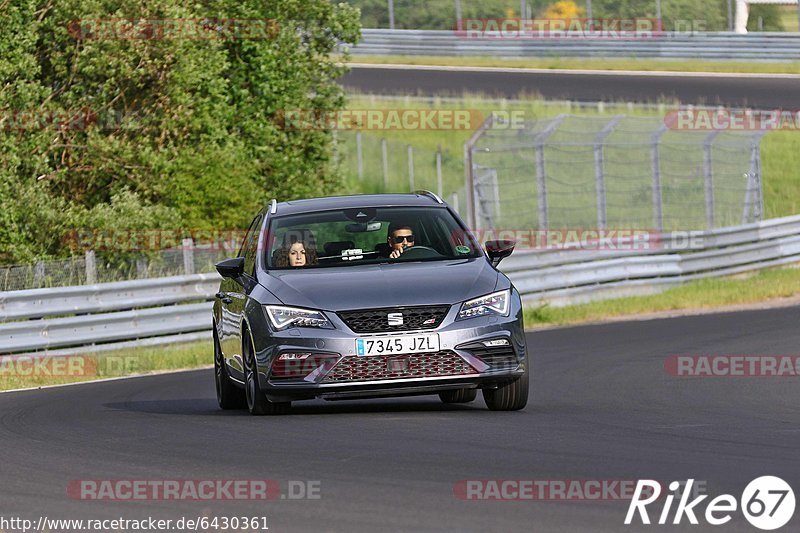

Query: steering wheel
<box><xmin>395</xmin><ymin>245</ymin><xmax>440</xmax><ymax>259</ymax></box>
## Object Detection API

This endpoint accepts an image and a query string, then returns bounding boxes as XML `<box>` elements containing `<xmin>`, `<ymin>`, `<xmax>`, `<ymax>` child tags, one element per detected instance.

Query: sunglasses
<box><xmin>391</xmin><ymin>235</ymin><xmax>415</xmax><ymax>244</ymax></box>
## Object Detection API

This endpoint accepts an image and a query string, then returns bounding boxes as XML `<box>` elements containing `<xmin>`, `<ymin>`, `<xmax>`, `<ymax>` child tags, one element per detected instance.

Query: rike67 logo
<box><xmin>625</xmin><ymin>477</ymin><xmax>795</xmax><ymax>530</ymax></box>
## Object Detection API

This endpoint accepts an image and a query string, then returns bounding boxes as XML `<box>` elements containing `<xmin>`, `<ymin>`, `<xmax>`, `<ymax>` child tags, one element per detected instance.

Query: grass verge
<box><xmin>348</xmin><ymin>55</ymin><xmax>800</xmax><ymax>75</ymax></box>
<box><xmin>524</xmin><ymin>265</ymin><xmax>800</xmax><ymax>328</ymax></box>
<box><xmin>0</xmin><ymin>341</ymin><xmax>210</xmax><ymax>392</ymax></box>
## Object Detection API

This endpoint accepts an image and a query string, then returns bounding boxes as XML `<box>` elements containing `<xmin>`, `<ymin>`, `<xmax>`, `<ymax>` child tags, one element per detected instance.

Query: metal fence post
<box><xmin>183</xmin><ymin>238</ymin><xmax>195</xmax><ymax>275</ymax></box>
<box><xmin>464</xmin><ymin>114</ymin><xmax>496</xmax><ymax>230</ymax></box>
<box><xmin>703</xmin><ymin>131</ymin><xmax>721</xmax><ymax>229</ymax></box>
<box><xmin>534</xmin><ymin>145</ymin><xmax>548</xmax><ymax>230</ymax></box>
<box><xmin>436</xmin><ymin>146</ymin><xmax>443</xmax><ymax>198</ymax></box>
<box><xmin>754</xmin><ymin>134</ymin><xmax>766</xmax><ymax>220</ymax></box>
<box><xmin>85</xmin><ymin>250</ymin><xmax>96</xmax><ymax>284</ymax></box>
<box><xmin>650</xmin><ymin>124</ymin><xmax>668</xmax><ymax>233</ymax></box>
<box><xmin>356</xmin><ymin>130</ymin><xmax>363</xmax><ymax>180</ymax></box>
<box><xmin>727</xmin><ymin>0</ymin><xmax>734</xmax><ymax>31</ymax></box>
<box><xmin>136</xmin><ymin>257</ymin><xmax>148</xmax><ymax>279</ymax></box>
<box><xmin>32</xmin><ymin>261</ymin><xmax>45</xmax><ymax>287</ymax></box>
<box><xmin>743</xmin><ymin>135</ymin><xmax>766</xmax><ymax>223</ymax></box>
<box><xmin>407</xmin><ymin>144</ymin><xmax>415</xmax><ymax>191</ymax></box>
<box><xmin>594</xmin><ymin>115</ymin><xmax>624</xmax><ymax>231</ymax></box>
<box><xmin>533</xmin><ymin>114</ymin><xmax>568</xmax><ymax>231</ymax></box>
<box><xmin>381</xmin><ymin>138</ymin><xmax>389</xmax><ymax>190</ymax></box>
<box><xmin>388</xmin><ymin>0</ymin><xmax>395</xmax><ymax>29</ymax></box>
<box><xmin>742</xmin><ymin>171</ymin><xmax>753</xmax><ymax>224</ymax></box>
<box><xmin>464</xmin><ymin>143</ymin><xmax>474</xmax><ymax>229</ymax></box>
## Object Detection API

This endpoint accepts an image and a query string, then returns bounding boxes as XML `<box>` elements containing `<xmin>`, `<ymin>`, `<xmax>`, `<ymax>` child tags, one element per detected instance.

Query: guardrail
<box><xmin>501</xmin><ymin>214</ymin><xmax>800</xmax><ymax>306</ymax></box>
<box><xmin>2</xmin><ymin>214</ymin><xmax>800</xmax><ymax>355</ymax></box>
<box><xmin>0</xmin><ymin>273</ymin><xmax>221</xmax><ymax>322</ymax></box>
<box><xmin>347</xmin><ymin>29</ymin><xmax>800</xmax><ymax>61</ymax></box>
<box><xmin>0</xmin><ymin>273</ymin><xmax>220</xmax><ymax>356</ymax></box>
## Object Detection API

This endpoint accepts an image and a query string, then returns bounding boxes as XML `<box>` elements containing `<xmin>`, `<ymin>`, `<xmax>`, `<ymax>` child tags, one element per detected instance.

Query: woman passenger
<box><xmin>273</xmin><ymin>235</ymin><xmax>318</xmax><ymax>268</ymax></box>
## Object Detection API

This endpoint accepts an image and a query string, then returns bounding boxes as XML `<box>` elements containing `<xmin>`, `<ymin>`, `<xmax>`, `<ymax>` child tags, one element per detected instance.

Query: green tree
<box><xmin>0</xmin><ymin>0</ymin><xmax>360</xmax><ymax>263</ymax></box>
<box><xmin>747</xmin><ymin>4</ymin><xmax>784</xmax><ymax>31</ymax></box>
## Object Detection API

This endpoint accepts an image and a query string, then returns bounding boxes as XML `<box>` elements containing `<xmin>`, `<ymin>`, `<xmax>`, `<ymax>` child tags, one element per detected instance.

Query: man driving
<box><xmin>387</xmin><ymin>222</ymin><xmax>415</xmax><ymax>259</ymax></box>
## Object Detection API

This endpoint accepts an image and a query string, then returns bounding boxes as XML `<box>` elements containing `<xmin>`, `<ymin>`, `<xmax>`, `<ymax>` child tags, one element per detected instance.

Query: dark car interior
<box><xmin>266</xmin><ymin>207</ymin><xmax>481</xmax><ymax>269</ymax></box>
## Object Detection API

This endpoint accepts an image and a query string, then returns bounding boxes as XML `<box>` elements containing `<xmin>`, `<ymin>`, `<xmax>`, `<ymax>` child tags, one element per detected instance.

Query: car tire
<box><xmin>483</xmin><ymin>369</ymin><xmax>529</xmax><ymax>411</ymax></box>
<box><xmin>438</xmin><ymin>388</ymin><xmax>478</xmax><ymax>404</ymax></box>
<box><xmin>243</xmin><ymin>330</ymin><xmax>291</xmax><ymax>416</ymax></box>
<box><xmin>214</xmin><ymin>329</ymin><xmax>246</xmax><ymax>410</ymax></box>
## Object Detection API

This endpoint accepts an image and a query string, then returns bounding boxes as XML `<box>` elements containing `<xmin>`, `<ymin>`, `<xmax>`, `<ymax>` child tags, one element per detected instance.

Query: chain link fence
<box><xmin>0</xmin><ymin>245</ymin><xmax>230</xmax><ymax>292</ymax></box>
<box><xmin>2</xmin><ymin>108</ymin><xmax>769</xmax><ymax>291</ymax></box>
<box><xmin>467</xmin><ymin>114</ymin><xmax>765</xmax><ymax>232</ymax></box>
<box><xmin>336</xmin><ymin>130</ymin><xmax>467</xmax><ymax>210</ymax></box>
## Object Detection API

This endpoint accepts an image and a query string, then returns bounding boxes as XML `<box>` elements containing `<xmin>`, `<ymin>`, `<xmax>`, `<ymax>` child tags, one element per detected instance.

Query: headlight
<box><xmin>264</xmin><ymin>305</ymin><xmax>333</xmax><ymax>330</ymax></box>
<box><xmin>457</xmin><ymin>290</ymin><xmax>510</xmax><ymax>320</ymax></box>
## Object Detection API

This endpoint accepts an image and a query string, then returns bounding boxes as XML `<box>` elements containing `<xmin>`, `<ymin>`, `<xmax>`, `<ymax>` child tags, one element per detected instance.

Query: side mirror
<box><xmin>485</xmin><ymin>239</ymin><xmax>516</xmax><ymax>267</ymax></box>
<box><xmin>215</xmin><ymin>257</ymin><xmax>245</xmax><ymax>279</ymax></box>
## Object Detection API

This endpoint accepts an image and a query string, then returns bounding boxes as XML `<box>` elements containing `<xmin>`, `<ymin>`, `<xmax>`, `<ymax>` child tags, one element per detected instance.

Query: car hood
<box><xmin>262</xmin><ymin>259</ymin><xmax>498</xmax><ymax>311</ymax></box>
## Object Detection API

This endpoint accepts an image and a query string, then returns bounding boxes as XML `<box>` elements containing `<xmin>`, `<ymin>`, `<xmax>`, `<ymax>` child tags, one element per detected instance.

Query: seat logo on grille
<box><xmin>387</xmin><ymin>312</ymin><xmax>404</xmax><ymax>326</ymax></box>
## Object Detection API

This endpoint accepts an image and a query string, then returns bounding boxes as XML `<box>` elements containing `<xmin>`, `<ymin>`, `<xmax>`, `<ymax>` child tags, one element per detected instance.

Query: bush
<box><xmin>0</xmin><ymin>0</ymin><xmax>360</xmax><ymax>263</ymax></box>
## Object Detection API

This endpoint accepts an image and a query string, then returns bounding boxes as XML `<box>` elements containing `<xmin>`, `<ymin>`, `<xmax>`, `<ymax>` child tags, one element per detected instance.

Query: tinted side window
<box><xmin>238</xmin><ymin>216</ymin><xmax>259</xmax><ymax>258</ymax></box>
<box><xmin>243</xmin><ymin>215</ymin><xmax>263</xmax><ymax>276</ymax></box>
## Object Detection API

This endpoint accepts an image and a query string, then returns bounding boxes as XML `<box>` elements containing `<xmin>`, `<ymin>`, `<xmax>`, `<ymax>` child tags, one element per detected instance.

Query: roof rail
<box><xmin>415</xmin><ymin>190</ymin><xmax>444</xmax><ymax>204</ymax></box>
<box><xmin>269</xmin><ymin>199</ymin><xmax>277</xmax><ymax>214</ymax></box>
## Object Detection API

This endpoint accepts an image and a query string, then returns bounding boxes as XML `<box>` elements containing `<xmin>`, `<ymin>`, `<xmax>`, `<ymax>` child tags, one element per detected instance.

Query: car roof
<box><xmin>272</xmin><ymin>193</ymin><xmax>445</xmax><ymax>216</ymax></box>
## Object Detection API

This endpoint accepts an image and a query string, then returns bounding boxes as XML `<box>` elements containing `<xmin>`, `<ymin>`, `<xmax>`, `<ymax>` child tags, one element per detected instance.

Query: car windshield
<box><xmin>265</xmin><ymin>206</ymin><xmax>482</xmax><ymax>269</ymax></box>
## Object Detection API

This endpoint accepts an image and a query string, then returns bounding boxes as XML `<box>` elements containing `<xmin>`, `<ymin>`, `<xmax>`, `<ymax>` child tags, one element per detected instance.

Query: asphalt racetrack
<box><xmin>341</xmin><ymin>64</ymin><xmax>800</xmax><ymax>108</ymax></box>
<box><xmin>1</xmin><ymin>305</ymin><xmax>798</xmax><ymax>531</ymax></box>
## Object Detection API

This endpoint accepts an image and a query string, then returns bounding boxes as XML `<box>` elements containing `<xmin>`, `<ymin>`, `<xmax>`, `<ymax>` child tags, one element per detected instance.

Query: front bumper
<box><xmin>250</xmin><ymin>302</ymin><xmax>528</xmax><ymax>402</ymax></box>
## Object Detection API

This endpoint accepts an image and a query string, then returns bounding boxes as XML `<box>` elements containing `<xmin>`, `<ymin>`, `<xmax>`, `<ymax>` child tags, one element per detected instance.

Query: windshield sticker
<box><xmin>455</xmin><ymin>245</ymin><xmax>471</xmax><ymax>254</ymax></box>
<box><xmin>341</xmin><ymin>248</ymin><xmax>363</xmax><ymax>261</ymax></box>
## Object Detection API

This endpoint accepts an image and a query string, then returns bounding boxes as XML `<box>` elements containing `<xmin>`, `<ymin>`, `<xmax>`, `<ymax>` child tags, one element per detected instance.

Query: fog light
<box><xmin>483</xmin><ymin>339</ymin><xmax>510</xmax><ymax>347</ymax></box>
<box><xmin>278</xmin><ymin>352</ymin><xmax>312</xmax><ymax>360</ymax></box>
<box><xmin>271</xmin><ymin>353</ymin><xmax>337</xmax><ymax>380</ymax></box>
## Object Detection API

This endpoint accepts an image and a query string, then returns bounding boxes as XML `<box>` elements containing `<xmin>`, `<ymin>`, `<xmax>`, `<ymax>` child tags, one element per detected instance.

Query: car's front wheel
<box><xmin>483</xmin><ymin>370</ymin><xmax>529</xmax><ymax>411</ymax></box>
<box><xmin>243</xmin><ymin>330</ymin><xmax>291</xmax><ymax>416</ymax></box>
<box><xmin>214</xmin><ymin>329</ymin><xmax>246</xmax><ymax>410</ymax></box>
<box><xmin>439</xmin><ymin>388</ymin><xmax>478</xmax><ymax>404</ymax></box>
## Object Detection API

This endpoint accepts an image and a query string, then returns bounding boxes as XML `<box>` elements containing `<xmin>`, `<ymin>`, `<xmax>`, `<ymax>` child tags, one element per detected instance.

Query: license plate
<box><xmin>355</xmin><ymin>334</ymin><xmax>440</xmax><ymax>357</ymax></box>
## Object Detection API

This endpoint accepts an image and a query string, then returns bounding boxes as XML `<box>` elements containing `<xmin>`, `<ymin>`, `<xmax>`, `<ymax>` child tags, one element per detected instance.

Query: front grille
<box><xmin>322</xmin><ymin>350</ymin><xmax>478</xmax><ymax>382</ymax></box>
<box><xmin>338</xmin><ymin>306</ymin><xmax>449</xmax><ymax>333</ymax></box>
<box><xmin>458</xmin><ymin>341</ymin><xmax>519</xmax><ymax>370</ymax></box>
